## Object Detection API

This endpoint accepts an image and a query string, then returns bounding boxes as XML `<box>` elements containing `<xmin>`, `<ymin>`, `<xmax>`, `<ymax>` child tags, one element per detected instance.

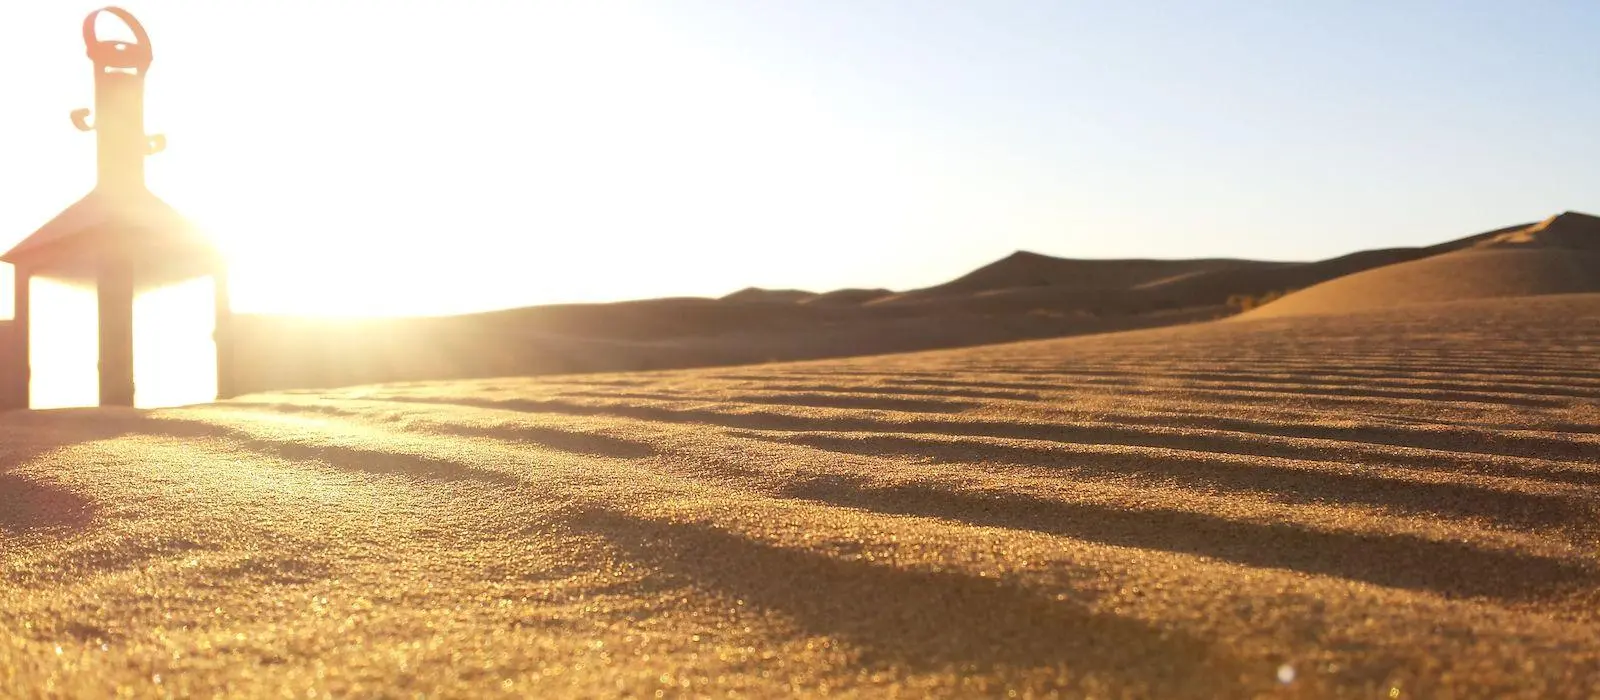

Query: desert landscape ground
<box><xmin>3</xmin><ymin>284</ymin><xmax>1599</xmax><ymax>696</ymax></box>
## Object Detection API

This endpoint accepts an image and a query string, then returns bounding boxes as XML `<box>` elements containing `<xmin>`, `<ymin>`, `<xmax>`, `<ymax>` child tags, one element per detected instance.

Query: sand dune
<box><xmin>3</xmin><ymin>292</ymin><xmax>1598</xmax><ymax>696</ymax></box>
<box><xmin>1245</xmin><ymin>214</ymin><xmax>1600</xmax><ymax>318</ymax></box>
<box><xmin>871</xmin><ymin>252</ymin><xmax>1268</xmax><ymax>306</ymax></box>
<box><xmin>859</xmin><ymin>218</ymin><xmax>1539</xmax><ymax>317</ymax></box>
<box><xmin>720</xmin><ymin>287</ymin><xmax>821</xmax><ymax>304</ymax></box>
<box><xmin>1473</xmin><ymin>211</ymin><xmax>1600</xmax><ymax>250</ymax></box>
<box><xmin>798</xmin><ymin>288</ymin><xmax>893</xmax><ymax>306</ymax></box>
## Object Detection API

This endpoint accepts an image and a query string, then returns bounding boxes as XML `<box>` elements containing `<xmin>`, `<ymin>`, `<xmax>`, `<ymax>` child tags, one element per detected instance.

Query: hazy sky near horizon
<box><xmin>0</xmin><ymin>1</ymin><xmax>1596</xmax><ymax>315</ymax></box>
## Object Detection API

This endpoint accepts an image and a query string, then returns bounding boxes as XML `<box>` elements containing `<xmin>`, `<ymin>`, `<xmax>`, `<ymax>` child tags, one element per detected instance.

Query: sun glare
<box><xmin>25</xmin><ymin>275</ymin><xmax>218</xmax><ymax>410</ymax></box>
<box><xmin>0</xmin><ymin>1</ymin><xmax>938</xmax><ymax>408</ymax></box>
<box><xmin>132</xmin><ymin>277</ymin><xmax>217</xmax><ymax>409</ymax></box>
<box><xmin>28</xmin><ymin>277</ymin><xmax>99</xmax><ymax>410</ymax></box>
<box><xmin>2</xmin><ymin>3</ymin><xmax>942</xmax><ymax>321</ymax></box>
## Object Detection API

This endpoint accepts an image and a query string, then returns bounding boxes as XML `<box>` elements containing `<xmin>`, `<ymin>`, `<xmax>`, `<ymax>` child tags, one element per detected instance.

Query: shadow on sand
<box><xmin>777</xmin><ymin>475</ymin><xmax>1597</xmax><ymax>603</ymax></box>
<box><xmin>218</xmin><ymin>401</ymin><xmax>659</xmax><ymax>460</ymax></box>
<box><xmin>570</xmin><ymin>507</ymin><xmax>1244</xmax><ymax>695</ymax></box>
<box><xmin>0</xmin><ymin>408</ymin><xmax>141</xmax><ymax>536</ymax></box>
<box><xmin>138</xmin><ymin>418</ymin><xmax>522</xmax><ymax>487</ymax></box>
<box><xmin>361</xmin><ymin>395</ymin><xmax>1596</xmax><ymax>531</ymax></box>
<box><xmin>0</xmin><ymin>472</ymin><xmax>97</xmax><ymax>535</ymax></box>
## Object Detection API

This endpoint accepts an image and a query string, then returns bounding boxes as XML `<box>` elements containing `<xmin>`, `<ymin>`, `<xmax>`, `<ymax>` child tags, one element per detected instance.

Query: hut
<box><xmin>1</xmin><ymin>7</ymin><xmax>232</xmax><ymax>409</ymax></box>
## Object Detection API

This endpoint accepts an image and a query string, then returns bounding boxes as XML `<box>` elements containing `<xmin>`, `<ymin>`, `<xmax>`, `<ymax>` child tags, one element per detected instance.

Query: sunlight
<box><xmin>25</xmin><ymin>276</ymin><xmax>218</xmax><ymax>410</ymax></box>
<box><xmin>133</xmin><ymin>277</ymin><xmax>217</xmax><ymax>409</ymax></box>
<box><xmin>28</xmin><ymin>277</ymin><xmax>98</xmax><ymax>410</ymax></box>
<box><xmin>130</xmin><ymin>2</ymin><xmax>922</xmax><ymax>316</ymax></box>
<box><xmin>0</xmin><ymin>3</ymin><xmax>937</xmax><ymax>318</ymax></box>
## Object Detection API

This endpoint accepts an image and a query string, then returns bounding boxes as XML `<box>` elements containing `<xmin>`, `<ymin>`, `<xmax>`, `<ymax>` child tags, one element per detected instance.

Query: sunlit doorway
<box><xmin>132</xmin><ymin>277</ymin><xmax>217</xmax><ymax>408</ymax></box>
<box><xmin>28</xmin><ymin>277</ymin><xmax>100</xmax><ymax>410</ymax></box>
<box><xmin>25</xmin><ymin>275</ymin><xmax>218</xmax><ymax>410</ymax></box>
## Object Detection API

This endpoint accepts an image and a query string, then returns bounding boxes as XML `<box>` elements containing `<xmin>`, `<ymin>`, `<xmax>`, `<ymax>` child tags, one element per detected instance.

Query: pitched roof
<box><xmin>1</xmin><ymin>187</ymin><xmax>215</xmax><ymax>266</ymax></box>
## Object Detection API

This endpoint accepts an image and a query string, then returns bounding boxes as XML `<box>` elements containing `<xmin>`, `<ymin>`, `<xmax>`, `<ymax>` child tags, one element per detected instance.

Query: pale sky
<box><xmin>0</xmin><ymin>1</ymin><xmax>1596</xmax><ymax>316</ymax></box>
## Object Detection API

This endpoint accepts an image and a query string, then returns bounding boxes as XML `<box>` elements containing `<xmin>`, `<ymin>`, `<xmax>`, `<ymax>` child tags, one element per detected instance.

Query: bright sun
<box><xmin>0</xmin><ymin>2</ymin><xmax>933</xmax><ymax>408</ymax></box>
<box><xmin>2</xmin><ymin>3</ymin><xmax>935</xmax><ymax>319</ymax></box>
<box><xmin>122</xmin><ymin>2</ymin><xmax>915</xmax><ymax>319</ymax></box>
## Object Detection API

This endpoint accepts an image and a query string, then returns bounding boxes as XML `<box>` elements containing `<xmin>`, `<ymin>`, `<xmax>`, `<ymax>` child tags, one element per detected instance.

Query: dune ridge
<box><xmin>1474</xmin><ymin>211</ymin><xmax>1600</xmax><ymax>250</ymax></box>
<box><xmin>1244</xmin><ymin>213</ymin><xmax>1600</xmax><ymax>319</ymax></box>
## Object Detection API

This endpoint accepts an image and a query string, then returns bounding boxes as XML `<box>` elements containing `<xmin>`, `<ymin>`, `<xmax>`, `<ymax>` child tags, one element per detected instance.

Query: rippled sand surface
<box><xmin>4</xmin><ymin>294</ymin><xmax>1599</xmax><ymax>697</ymax></box>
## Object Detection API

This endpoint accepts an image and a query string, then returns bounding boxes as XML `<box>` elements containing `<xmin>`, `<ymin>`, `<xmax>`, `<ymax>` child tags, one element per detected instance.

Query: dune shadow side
<box><xmin>571</xmin><ymin>508</ymin><xmax>1242</xmax><ymax>695</ymax></box>
<box><xmin>779</xmin><ymin>476</ymin><xmax>1596</xmax><ymax>602</ymax></box>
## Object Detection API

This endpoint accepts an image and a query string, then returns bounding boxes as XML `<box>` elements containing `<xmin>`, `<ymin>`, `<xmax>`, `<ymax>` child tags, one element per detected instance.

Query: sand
<box><xmin>3</xmin><ymin>292</ymin><xmax>1598</xmax><ymax>697</ymax></box>
<box><xmin>1244</xmin><ymin>213</ymin><xmax>1600</xmax><ymax>319</ymax></box>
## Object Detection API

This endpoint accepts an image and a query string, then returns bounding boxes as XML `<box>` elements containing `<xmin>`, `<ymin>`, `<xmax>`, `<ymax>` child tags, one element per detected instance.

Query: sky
<box><xmin>0</xmin><ymin>0</ymin><xmax>1596</xmax><ymax>316</ymax></box>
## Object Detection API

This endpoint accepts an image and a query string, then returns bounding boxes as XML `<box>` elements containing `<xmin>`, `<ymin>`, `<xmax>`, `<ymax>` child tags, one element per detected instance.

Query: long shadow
<box><xmin>777</xmin><ymin>475</ymin><xmax>1598</xmax><ymax>602</ymax></box>
<box><xmin>541</xmin><ymin>389</ymin><xmax>983</xmax><ymax>415</ymax></box>
<box><xmin>571</xmin><ymin>508</ymin><xmax>1244</xmax><ymax>695</ymax></box>
<box><xmin>0</xmin><ymin>408</ymin><xmax>147</xmax><ymax>537</ymax></box>
<box><xmin>0</xmin><ymin>473</ymin><xmax>97</xmax><ymax>535</ymax></box>
<box><xmin>371</xmin><ymin>393</ymin><xmax>1599</xmax><ymax>470</ymax></box>
<box><xmin>724</xmin><ymin>392</ymin><xmax>981</xmax><ymax>414</ymax></box>
<box><xmin>1033</xmin><ymin>361</ymin><xmax>1600</xmax><ymax>386</ymax></box>
<box><xmin>885</xmin><ymin>377</ymin><xmax>1066</xmax><ymax>393</ymax></box>
<box><xmin>365</xmin><ymin>395</ymin><xmax>861</xmax><ymax>429</ymax></box>
<box><xmin>141</xmin><ymin>419</ymin><xmax>520</xmax><ymax>487</ymax></box>
<box><xmin>364</xmin><ymin>396</ymin><xmax>1599</xmax><ymax>526</ymax></box>
<box><xmin>737</xmin><ymin>414</ymin><xmax>1600</xmax><ymax>488</ymax></box>
<box><xmin>1363</xmin><ymin>411</ymin><xmax>1600</xmax><ymax>437</ymax></box>
<box><xmin>1112</xmin><ymin>412</ymin><xmax>1600</xmax><ymax>464</ymax></box>
<box><xmin>218</xmin><ymin>400</ymin><xmax>658</xmax><ymax>460</ymax></box>
<box><xmin>977</xmin><ymin>368</ymin><xmax>1571</xmax><ymax>409</ymax></box>
<box><xmin>982</xmin><ymin>367</ymin><xmax>1600</xmax><ymax>402</ymax></box>
<box><xmin>418</xmin><ymin>423</ymin><xmax>657</xmax><ymax>459</ymax></box>
<box><xmin>774</xmin><ymin>433</ymin><xmax>1589</xmax><ymax>531</ymax></box>
<box><xmin>754</xmin><ymin>383</ymin><xmax>1045</xmax><ymax>401</ymax></box>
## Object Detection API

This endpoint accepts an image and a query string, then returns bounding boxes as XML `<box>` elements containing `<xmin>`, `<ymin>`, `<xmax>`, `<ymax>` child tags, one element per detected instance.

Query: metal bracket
<box><xmin>71</xmin><ymin>108</ymin><xmax>94</xmax><ymax>131</ymax></box>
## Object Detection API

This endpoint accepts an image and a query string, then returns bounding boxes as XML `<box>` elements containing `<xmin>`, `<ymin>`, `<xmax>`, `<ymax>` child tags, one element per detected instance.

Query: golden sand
<box><xmin>3</xmin><ymin>293</ymin><xmax>1599</xmax><ymax>697</ymax></box>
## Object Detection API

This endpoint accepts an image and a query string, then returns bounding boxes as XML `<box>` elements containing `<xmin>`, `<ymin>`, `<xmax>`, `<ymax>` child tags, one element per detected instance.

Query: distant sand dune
<box><xmin>1474</xmin><ymin>211</ymin><xmax>1600</xmax><ymax>250</ymax></box>
<box><xmin>871</xmin><ymin>252</ymin><xmax>1266</xmax><ymax>306</ymax></box>
<box><xmin>1245</xmin><ymin>249</ymin><xmax>1600</xmax><ymax>318</ymax></box>
<box><xmin>1245</xmin><ymin>214</ymin><xmax>1600</xmax><ymax>318</ymax></box>
<box><xmin>720</xmin><ymin>287</ymin><xmax>820</xmax><ymax>304</ymax></box>
<box><xmin>798</xmin><ymin>287</ymin><xmax>893</xmax><ymax>306</ymax></box>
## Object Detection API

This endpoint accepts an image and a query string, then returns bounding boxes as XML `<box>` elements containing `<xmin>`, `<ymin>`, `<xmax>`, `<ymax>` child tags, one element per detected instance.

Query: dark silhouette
<box><xmin>0</xmin><ymin>7</ymin><xmax>233</xmax><ymax>410</ymax></box>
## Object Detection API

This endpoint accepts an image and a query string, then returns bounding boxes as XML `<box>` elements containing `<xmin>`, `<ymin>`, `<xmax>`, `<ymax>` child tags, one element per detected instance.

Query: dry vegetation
<box><xmin>4</xmin><ymin>292</ymin><xmax>1599</xmax><ymax>697</ymax></box>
